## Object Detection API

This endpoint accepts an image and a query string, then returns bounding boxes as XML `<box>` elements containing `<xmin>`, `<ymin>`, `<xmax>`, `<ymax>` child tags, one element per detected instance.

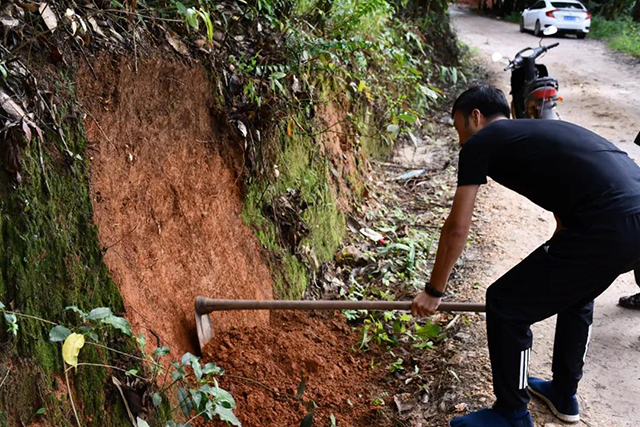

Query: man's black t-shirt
<box><xmin>458</xmin><ymin>119</ymin><xmax>640</xmax><ymax>227</ymax></box>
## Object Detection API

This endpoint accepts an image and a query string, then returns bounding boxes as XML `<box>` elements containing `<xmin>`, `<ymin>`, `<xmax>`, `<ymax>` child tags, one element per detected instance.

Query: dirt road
<box><xmin>452</xmin><ymin>8</ymin><xmax>640</xmax><ymax>427</ymax></box>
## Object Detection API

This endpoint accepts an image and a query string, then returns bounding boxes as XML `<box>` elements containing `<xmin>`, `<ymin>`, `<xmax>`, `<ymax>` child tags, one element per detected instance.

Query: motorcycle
<box><xmin>493</xmin><ymin>26</ymin><xmax>561</xmax><ymax>120</ymax></box>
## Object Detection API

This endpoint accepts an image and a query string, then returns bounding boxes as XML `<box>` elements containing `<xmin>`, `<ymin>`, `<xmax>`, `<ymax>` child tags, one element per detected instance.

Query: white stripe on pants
<box><xmin>519</xmin><ymin>348</ymin><xmax>531</xmax><ymax>389</ymax></box>
<box><xmin>582</xmin><ymin>324</ymin><xmax>593</xmax><ymax>363</ymax></box>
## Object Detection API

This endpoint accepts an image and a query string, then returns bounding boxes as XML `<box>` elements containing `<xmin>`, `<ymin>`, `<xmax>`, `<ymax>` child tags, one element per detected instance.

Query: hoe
<box><xmin>195</xmin><ymin>297</ymin><xmax>486</xmax><ymax>353</ymax></box>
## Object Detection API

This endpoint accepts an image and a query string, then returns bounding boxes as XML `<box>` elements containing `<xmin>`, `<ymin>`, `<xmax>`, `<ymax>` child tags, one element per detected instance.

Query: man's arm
<box><xmin>411</xmin><ymin>184</ymin><xmax>480</xmax><ymax>317</ymax></box>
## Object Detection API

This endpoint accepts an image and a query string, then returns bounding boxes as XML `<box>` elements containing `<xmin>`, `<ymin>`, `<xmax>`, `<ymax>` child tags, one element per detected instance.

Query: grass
<box><xmin>589</xmin><ymin>16</ymin><xmax>640</xmax><ymax>57</ymax></box>
<box><xmin>505</xmin><ymin>11</ymin><xmax>521</xmax><ymax>24</ymax></box>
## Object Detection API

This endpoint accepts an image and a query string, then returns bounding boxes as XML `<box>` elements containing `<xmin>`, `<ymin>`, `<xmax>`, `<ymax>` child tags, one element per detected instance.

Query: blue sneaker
<box><xmin>449</xmin><ymin>408</ymin><xmax>534</xmax><ymax>427</ymax></box>
<box><xmin>528</xmin><ymin>377</ymin><xmax>580</xmax><ymax>423</ymax></box>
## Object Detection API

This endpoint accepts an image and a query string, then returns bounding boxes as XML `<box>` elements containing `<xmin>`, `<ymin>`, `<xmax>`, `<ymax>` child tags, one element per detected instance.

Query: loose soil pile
<box><xmin>202</xmin><ymin>311</ymin><xmax>391</xmax><ymax>427</ymax></box>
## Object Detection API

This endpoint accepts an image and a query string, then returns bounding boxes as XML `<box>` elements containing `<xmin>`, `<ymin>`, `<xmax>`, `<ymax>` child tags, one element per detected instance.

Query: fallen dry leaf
<box><xmin>166</xmin><ymin>32</ymin><xmax>189</xmax><ymax>56</ymax></box>
<box><xmin>0</xmin><ymin>90</ymin><xmax>27</xmax><ymax>122</ymax></box>
<box><xmin>454</xmin><ymin>402</ymin><xmax>467</xmax><ymax>412</ymax></box>
<box><xmin>38</xmin><ymin>2</ymin><xmax>57</xmax><ymax>32</ymax></box>
<box><xmin>87</xmin><ymin>16</ymin><xmax>105</xmax><ymax>37</ymax></box>
<box><xmin>287</xmin><ymin>117</ymin><xmax>294</xmax><ymax>137</ymax></box>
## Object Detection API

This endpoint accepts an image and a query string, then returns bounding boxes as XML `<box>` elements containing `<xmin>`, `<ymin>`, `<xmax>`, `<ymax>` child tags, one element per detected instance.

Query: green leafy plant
<box><xmin>175</xmin><ymin>2</ymin><xmax>214</xmax><ymax>42</ymax></box>
<box><xmin>1</xmin><ymin>300</ymin><xmax>240</xmax><ymax>426</ymax></box>
<box><xmin>389</xmin><ymin>358</ymin><xmax>405</xmax><ymax>373</ymax></box>
<box><xmin>371</xmin><ymin>391</ymin><xmax>389</xmax><ymax>406</ymax></box>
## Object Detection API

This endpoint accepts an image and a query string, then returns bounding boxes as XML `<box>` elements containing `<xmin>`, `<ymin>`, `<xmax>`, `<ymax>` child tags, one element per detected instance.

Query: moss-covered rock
<box><xmin>0</xmin><ymin>80</ymin><xmax>129</xmax><ymax>425</ymax></box>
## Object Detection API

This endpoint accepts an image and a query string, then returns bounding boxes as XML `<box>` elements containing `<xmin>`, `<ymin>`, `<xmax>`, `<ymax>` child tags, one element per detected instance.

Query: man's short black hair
<box><xmin>451</xmin><ymin>85</ymin><xmax>511</xmax><ymax>122</ymax></box>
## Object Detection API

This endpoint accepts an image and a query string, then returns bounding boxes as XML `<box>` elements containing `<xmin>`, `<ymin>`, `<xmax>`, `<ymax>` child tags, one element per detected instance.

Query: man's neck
<box><xmin>488</xmin><ymin>115</ymin><xmax>508</xmax><ymax>124</ymax></box>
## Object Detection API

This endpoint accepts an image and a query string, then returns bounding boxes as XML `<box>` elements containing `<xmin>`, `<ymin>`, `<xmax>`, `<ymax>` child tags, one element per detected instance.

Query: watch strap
<box><xmin>424</xmin><ymin>282</ymin><xmax>444</xmax><ymax>298</ymax></box>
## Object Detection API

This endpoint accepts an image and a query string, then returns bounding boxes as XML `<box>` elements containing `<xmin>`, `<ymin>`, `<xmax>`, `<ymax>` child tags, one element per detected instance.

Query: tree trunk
<box><xmin>633</xmin><ymin>0</ymin><xmax>640</xmax><ymax>22</ymax></box>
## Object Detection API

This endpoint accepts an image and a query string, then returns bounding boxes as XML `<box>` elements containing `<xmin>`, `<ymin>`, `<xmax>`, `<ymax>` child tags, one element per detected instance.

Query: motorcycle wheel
<box><xmin>534</xmin><ymin>20</ymin><xmax>542</xmax><ymax>37</ymax></box>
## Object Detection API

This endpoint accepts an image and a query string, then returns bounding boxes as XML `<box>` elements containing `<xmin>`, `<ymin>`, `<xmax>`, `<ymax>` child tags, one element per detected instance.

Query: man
<box><xmin>411</xmin><ymin>85</ymin><xmax>640</xmax><ymax>427</ymax></box>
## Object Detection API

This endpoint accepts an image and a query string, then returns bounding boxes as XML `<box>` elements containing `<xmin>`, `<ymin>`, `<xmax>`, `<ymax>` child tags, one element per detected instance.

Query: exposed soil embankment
<box><xmin>78</xmin><ymin>57</ymin><xmax>273</xmax><ymax>354</ymax></box>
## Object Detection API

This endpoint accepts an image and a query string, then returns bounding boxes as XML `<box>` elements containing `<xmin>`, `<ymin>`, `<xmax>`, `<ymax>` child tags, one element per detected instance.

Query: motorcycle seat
<box><xmin>529</xmin><ymin>77</ymin><xmax>558</xmax><ymax>90</ymax></box>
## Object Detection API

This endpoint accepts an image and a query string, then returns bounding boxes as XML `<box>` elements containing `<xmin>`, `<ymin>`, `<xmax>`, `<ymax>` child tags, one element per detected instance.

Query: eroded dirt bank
<box><xmin>79</xmin><ymin>57</ymin><xmax>273</xmax><ymax>354</ymax></box>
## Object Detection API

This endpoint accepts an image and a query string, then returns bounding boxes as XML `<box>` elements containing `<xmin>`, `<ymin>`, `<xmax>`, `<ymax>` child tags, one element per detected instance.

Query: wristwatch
<box><xmin>424</xmin><ymin>282</ymin><xmax>444</xmax><ymax>298</ymax></box>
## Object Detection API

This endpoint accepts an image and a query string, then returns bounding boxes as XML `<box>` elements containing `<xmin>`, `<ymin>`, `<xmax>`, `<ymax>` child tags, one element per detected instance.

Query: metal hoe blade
<box><xmin>195</xmin><ymin>310</ymin><xmax>214</xmax><ymax>354</ymax></box>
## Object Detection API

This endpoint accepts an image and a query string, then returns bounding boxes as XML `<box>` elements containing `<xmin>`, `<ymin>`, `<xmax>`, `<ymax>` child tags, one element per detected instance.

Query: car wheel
<box><xmin>520</xmin><ymin>17</ymin><xmax>525</xmax><ymax>33</ymax></box>
<box><xmin>534</xmin><ymin>20</ymin><xmax>542</xmax><ymax>37</ymax></box>
<box><xmin>577</xmin><ymin>32</ymin><xmax>587</xmax><ymax>39</ymax></box>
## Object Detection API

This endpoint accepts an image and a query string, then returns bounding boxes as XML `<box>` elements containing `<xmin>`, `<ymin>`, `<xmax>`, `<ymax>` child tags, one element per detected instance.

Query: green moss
<box><xmin>0</xmin><ymin>85</ymin><xmax>129</xmax><ymax>425</ymax></box>
<box><xmin>75</xmin><ymin>346</ymin><xmax>115</xmax><ymax>425</ymax></box>
<box><xmin>279</xmin><ymin>254</ymin><xmax>309</xmax><ymax>300</ymax></box>
<box><xmin>242</xmin><ymin>112</ymin><xmax>353</xmax><ymax>299</ymax></box>
<box><xmin>240</xmin><ymin>81</ymin><xmax>398</xmax><ymax>299</ymax></box>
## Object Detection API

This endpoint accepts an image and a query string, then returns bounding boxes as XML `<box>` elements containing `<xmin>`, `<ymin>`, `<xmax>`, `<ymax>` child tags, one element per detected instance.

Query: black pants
<box><xmin>487</xmin><ymin>213</ymin><xmax>640</xmax><ymax>413</ymax></box>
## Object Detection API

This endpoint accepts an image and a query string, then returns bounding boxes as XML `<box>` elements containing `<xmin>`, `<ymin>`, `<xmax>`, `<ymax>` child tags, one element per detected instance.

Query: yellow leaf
<box><xmin>62</xmin><ymin>333</ymin><xmax>85</xmax><ymax>368</ymax></box>
<box><xmin>287</xmin><ymin>118</ymin><xmax>294</xmax><ymax>138</ymax></box>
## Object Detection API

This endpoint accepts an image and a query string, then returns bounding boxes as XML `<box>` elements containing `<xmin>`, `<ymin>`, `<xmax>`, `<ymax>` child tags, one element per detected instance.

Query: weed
<box><xmin>0</xmin><ymin>301</ymin><xmax>240</xmax><ymax>426</ymax></box>
<box><xmin>371</xmin><ymin>391</ymin><xmax>389</xmax><ymax>406</ymax></box>
<box><xmin>589</xmin><ymin>16</ymin><xmax>640</xmax><ymax>57</ymax></box>
<box><xmin>505</xmin><ymin>11</ymin><xmax>522</xmax><ymax>23</ymax></box>
<box><xmin>389</xmin><ymin>358</ymin><xmax>405</xmax><ymax>373</ymax></box>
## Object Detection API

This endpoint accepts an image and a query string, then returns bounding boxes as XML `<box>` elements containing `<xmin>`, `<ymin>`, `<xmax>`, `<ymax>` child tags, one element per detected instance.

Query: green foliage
<box><xmin>371</xmin><ymin>391</ymin><xmax>389</xmax><ymax>406</ymax></box>
<box><xmin>174</xmin><ymin>2</ymin><xmax>215</xmax><ymax>42</ymax></box>
<box><xmin>49</xmin><ymin>325</ymin><xmax>72</xmax><ymax>342</ymax></box>
<box><xmin>1</xmin><ymin>300</ymin><xmax>239</xmax><ymax>426</ymax></box>
<box><xmin>583</xmin><ymin>0</ymin><xmax>635</xmax><ymax>20</ymax></box>
<box><xmin>389</xmin><ymin>358</ymin><xmax>405</xmax><ymax>373</ymax></box>
<box><xmin>355</xmin><ymin>308</ymin><xmax>442</xmax><ymax>350</ymax></box>
<box><xmin>242</xmin><ymin>122</ymin><xmax>346</xmax><ymax>299</ymax></box>
<box><xmin>589</xmin><ymin>16</ymin><xmax>640</xmax><ymax>57</ymax></box>
<box><xmin>218</xmin><ymin>0</ymin><xmax>463</xmax><ymax>300</ymax></box>
<box><xmin>3</xmin><ymin>312</ymin><xmax>18</xmax><ymax>336</ymax></box>
<box><xmin>505</xmin><ymin>11</ymin><xmax>522</xmax><ymax>23</ymax></box>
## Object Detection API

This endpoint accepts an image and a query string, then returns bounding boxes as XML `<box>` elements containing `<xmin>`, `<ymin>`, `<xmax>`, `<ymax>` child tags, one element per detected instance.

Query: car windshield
<box><xmin>551</xmin><ymin>2</ymin><xmax>585</xmax><ymax>9</ymax></box>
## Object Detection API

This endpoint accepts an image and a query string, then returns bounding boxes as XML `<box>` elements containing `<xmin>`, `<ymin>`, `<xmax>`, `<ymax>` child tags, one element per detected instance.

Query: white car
<box><xmin>520</xmin><ymin>0</ymin><xmax>591</xmax><ymax>39</ymax></box>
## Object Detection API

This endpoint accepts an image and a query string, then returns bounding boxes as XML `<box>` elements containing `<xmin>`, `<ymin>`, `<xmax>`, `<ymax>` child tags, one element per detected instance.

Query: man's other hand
<box><xmin>411</xmin><ymin>291</ymin><xmax>442</xmax><ymax>317</ymax></box>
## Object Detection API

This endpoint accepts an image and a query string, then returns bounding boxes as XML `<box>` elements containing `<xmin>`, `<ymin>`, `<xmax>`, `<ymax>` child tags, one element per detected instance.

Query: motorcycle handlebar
<box><xmin>505</xmin><ymin>42</ymin><xmax>559</xmax><ymax>71</ymax></box>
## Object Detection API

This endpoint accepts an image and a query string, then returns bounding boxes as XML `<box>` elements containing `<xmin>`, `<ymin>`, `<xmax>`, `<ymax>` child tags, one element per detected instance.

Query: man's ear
<box><xmin>470</xmin><ymin>109</ymin><xmax>483</xmax><ymax>128</ymax></box>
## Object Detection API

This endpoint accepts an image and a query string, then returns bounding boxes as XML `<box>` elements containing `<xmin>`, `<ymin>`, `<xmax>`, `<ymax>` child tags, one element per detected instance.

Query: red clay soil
<box><xmin>202</xmin><ymin>311</ymin><xmax>392</xmax><ymax>427</ymax></box>
<box><xmin>78</xmin><ymin>56</ymin><xmax>273</xmax><ymax>355</ymax></box>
